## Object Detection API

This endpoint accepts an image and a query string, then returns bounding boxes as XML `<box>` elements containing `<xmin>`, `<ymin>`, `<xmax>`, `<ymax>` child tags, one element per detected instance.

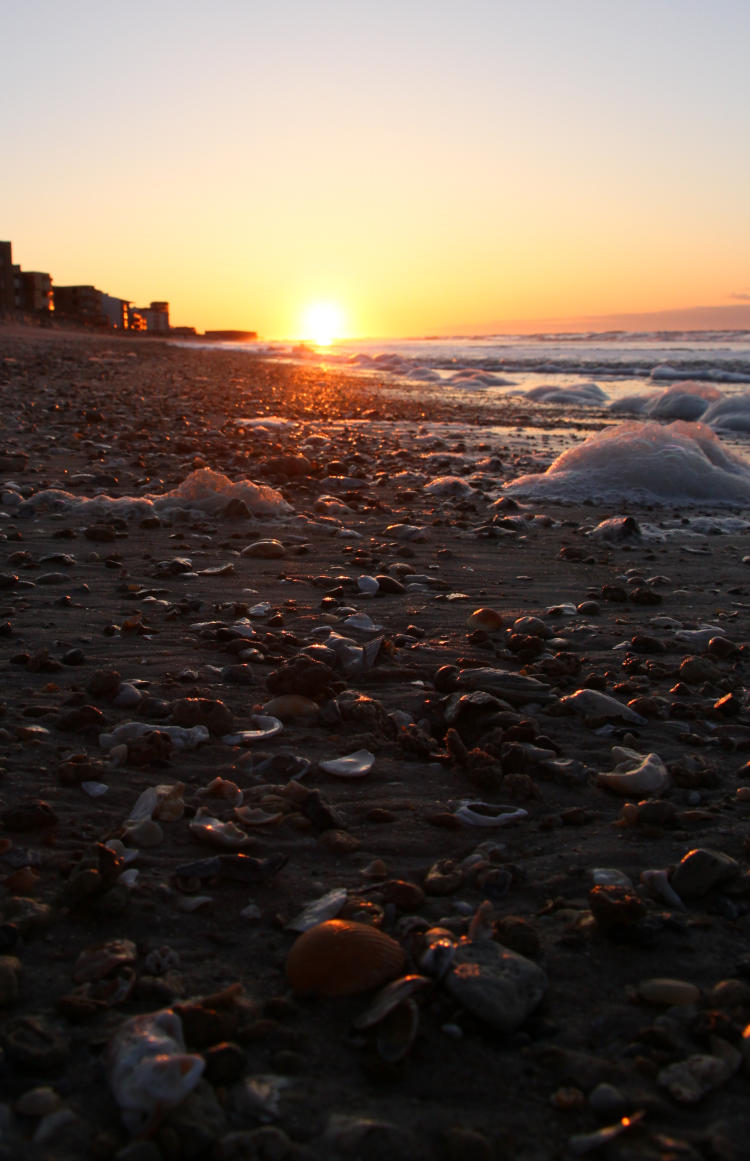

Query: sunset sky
<box><xmin>4</xmin><ymin>0</ymin><xmax>750</xmax><ymax>338</ymax></box>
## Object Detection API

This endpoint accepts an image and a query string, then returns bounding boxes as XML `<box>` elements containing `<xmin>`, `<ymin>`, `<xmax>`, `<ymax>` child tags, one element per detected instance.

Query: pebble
<box><xmin>670</xmin><ymin>848</ymin><xmax>740</xmax><ymax>898</ymax></box>
<box><xmin>444</xmin><ymin>940</ymin><xmax>547</xmax><ymax>1032</ymax></box>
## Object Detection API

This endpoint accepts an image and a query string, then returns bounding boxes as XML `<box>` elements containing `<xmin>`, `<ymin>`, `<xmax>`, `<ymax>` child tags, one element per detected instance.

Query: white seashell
<box><xmin>342</xmin><ymin>612</ymin><xmax>383</xmax><ymax>633</ymax></box>
<box><xmin>240</xmin><ymin>903</ymin><xmax>262</xmax><ymax>920</ymax></box>
<box><xmin>188</xmin><ymin>807</ymin><xmax>254</xmax><ymax>849</ymax></box>
<box><xmin>104</xmin><ymin>839</ymin><xmax>139</xmax><ymax>865</ymax></box>
<box><xmin>640</xmin><ymin>868</ymin><xmax>686</xmax><ymax>910</ymax></box>
<box><xmin>109</xmin><ymin>743</ymin><xmax>129</xmax><ymax>767</ymax></box>
<box><xmin>118</xmin><ymin>868</ymin><xmax>139</xmax><ymax>888</ymax></box>
<box><xmin>233</xmin><ymin>805</ymin><xmax>283</xmax><ymax>827</ymax></box>
<box><xmin>286</xmin><ymin>888</ymin><xmax>348</xmax><ymax>933</ymax></box>
<box><xmin>453</xmin><ymin>802</ymin><xmax>528</xmax><ymax>827</ymax></box>
<box><xmin>319</xmin><ymin>749</ymin><xmax>375</xmax><ymax>778</ymax></box>
<box><xmin>113</xmin><ymin>683</ymin><xmax>143</xmax><ymax>709</ymax></box>
<box><xmin>128</xmin><ymin>787</ymin><xmax>159</xmax><ymax>821</ymax></box>
<box><xmin>561</xmin><ymin>689</ymin><xmax>647</xmax><ymax>724</ymax></box>
<box><xmin>107</xmin><ymin>1009</ymin><xmax>204</xmax><ymax>1135</ymax></box>
<box><xmin>221</xmin><ymin>715</ymin><xmax>283</xmax><ymax>746</ymax></box>
<box><xmin>354</xmin><ymin>974</ymin><xmax>431</xmax><ymax>1030</ymax></box>
<box><xmin>81</xmin><ymin>781</ymin><xmax>109</xmax><ymax>798</ymax></box>
<box><xmin>248</xmin><ymin>601</ymin><xmax>272</xmax><ymax>618</ymax></box>
<box><xmin>597</xmin><ymin>752</ymin><xmax>670</xmax><ymax>797</ymax></box>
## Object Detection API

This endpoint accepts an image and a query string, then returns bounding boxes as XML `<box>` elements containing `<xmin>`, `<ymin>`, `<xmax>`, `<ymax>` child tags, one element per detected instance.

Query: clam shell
<box><xmin>286</xmin><ymin>919</ymin><xmax>405</xmax><ymax>996</ymax></box>
<box><xmin>319</xmin><ymin>749</ymin><xmax>375</xmax><ymax>779</ymax></box>
<box><xmin>376</xmin><ymin>998</ymin><xmax>420</xmax><ymax>1063</ymax></box>
<box><xmin>597</xmin><ymin>752</ymin><xmax>669</xmax><ymax>797</ymax></box>
<box><xmin>454</xmin><ymin>801</ymin><xmax>528</xmax><ymax>827</ymax></box>
<box><xmin>354</xmin><ymin>974</ymin><xmax>431</xmax><ymax>1029</ymax></box>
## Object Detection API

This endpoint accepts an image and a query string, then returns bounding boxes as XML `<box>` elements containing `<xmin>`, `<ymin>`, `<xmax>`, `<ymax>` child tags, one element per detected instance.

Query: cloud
<box><xmin>729</xmin><ymin>290</ymin><xmax>750</xmax><ymax>301</ymax></box>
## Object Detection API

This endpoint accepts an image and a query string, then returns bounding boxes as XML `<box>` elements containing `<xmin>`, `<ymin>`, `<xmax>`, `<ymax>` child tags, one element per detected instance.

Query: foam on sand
<box><xmin>11</xmin><ymin>468</ymin><xmax>291</xmax><ymax>520</ymax></box>
<box><xmin>524</xmin><ymin>381</ymin><xmax>608</xmax><ymax>406</ymax></box>
<box><xmin>702</xmin><ymin>392</ymin><xmax>750</xmax><ymax>433</ymax></box>
<box><xmin>503</xmin><ymin>421</ymin><xmax>750</xmax><ymax>506</ymax></box>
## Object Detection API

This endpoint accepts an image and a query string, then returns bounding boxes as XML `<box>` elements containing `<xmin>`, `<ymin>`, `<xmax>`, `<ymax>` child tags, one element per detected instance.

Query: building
<box><xmin>54</xmin><ymin>285</ymin><xmax>108</xmax><ymax>327</ymax></box>
<box><xmin>0</xmin><ymin>242</ymin><xmax>16</xmax><ymax>314</ymax></box>
<box><xmin>101</xmin><ymin>293</ymin><xmax>130</xmax><ymax>330</ymax></box>
<box><xmin>130</xmin><ymin>300</ymin><xmax>170</xmax><ymax>334</ymax></box>
<box><xmin>20</xmin><ymin>271</ymin><xmax>53</xmax><ymax>315</ymax></box>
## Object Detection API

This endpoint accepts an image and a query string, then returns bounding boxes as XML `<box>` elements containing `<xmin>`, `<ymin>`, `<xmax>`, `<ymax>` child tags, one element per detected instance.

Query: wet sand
<box><xmin>1</xmin><ymin>328</ymin><xmax>750</xmax><ymax>1160</ymax></box>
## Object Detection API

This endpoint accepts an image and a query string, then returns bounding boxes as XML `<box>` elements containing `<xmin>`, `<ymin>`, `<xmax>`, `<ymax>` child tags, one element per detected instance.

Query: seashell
<box><xmin>262</xmin><ymin>695</ymin><xmax>320</xmax><ymax>722</ymax></box>
<box><xmin>286</xmin><ymin>920</ymin><xmax>405</xmax><ymax>996</ymax></box>
<box><xmin>465</xmin><ymin>607</ymin><xmax>504</xmax><ymax>633</ymax></box>
<box><xmin>221</xmin><ymin>715</ymin><xmax>283</xmax><ymax>746</ymax></box>
<box><xmin>560</xmin><ymin>689</ymin><xmax>647</xmax><ymax>724</ymax></box>
<box><xmin>175</xmin><ymin>894</ymin><xmax>213</xmax><ymax>912</ymax></box>
<box><xmin>376</xmin><ymin>998</ymin><xmax>419</xmax><ymax>1063</ymax></box>
<box><xmin>233</xmin><ymin>805</ymin><xmax>283</xmax><ymax>827</ymax></box>
<box><xmin>153</xmin><ymin>783</ymin><xmax>185</xmax><ymax>822</ymax></box>
<box><xmin>569</xmin><ymin>1110</ymin><xmax>645</xmax><ymax>1155</ymax></box>
<box><xmin>640</xmin><ymin>868</ymin><xmax>686</xmax><ymax>910</ymax></box>
<box><xmin>342</xmin><ymin>612</ymin><xmax>383</xmax><ymax>633</ymax></box>
<box><xmin>81</xmin><ymin>781</ymin><xmax>109</xmax><ymax>797</ymax></box>
<box><xmin>455</xmin><ymin>667</ymin><xmax>552</xmax><ymax>705</ymax></box>
<box><xmin>73</xmin><ymin>938</ymin><xmax>137</xmax><ymax>984</ymax></box>
<box><xmin>589</xmin><ymin>868</ymin><xmax>633</xmax><ymax>888</ymax></box>
<box><xmin>286</xmin><ymin>888</ymin><xmax>348</xmax><ymax>933</ymax></box>
<box><xmin>188</xmin><ymin>808</ymin><xmax>254</xmax><ymax>850</ymax></box>
<box><xmin>637</xmin><ymin>978</ymin><xmax>701</xmax><ymax>1006</ymax></box>
<box><xmin>319</xmin><ymin>749</ymin><xmax>375</xmax><ymax>778</ymax></box>
<box><xmin>354</xmin><ymin>974</ymin><xmax>431</xmax><ymax>1030</ymax></box>
<box><xmin>128</xmin><ymin>787</ymin><xmax>159</xmax><ymax>821</ymax></box>
<box><xmin>107</xmin><ymin>1008</ymin><xmax>204</xmax><ymax>1135</ymax></box>
<box><xmin>597</xmin><ymin>751</ymin><xmax>669</xmax><ymax>797</ymax></box>
<box><xmin>453</xmin><ymin>801</ymin><xmax>528</xmax><ymax>827</ymax></box>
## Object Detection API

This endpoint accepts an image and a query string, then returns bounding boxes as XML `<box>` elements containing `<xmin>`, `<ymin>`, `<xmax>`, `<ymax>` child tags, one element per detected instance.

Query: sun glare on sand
<box><xmin>300</xmin><ymin>301</ymin><xmax>346</xmax><ymax>346</ymax></box>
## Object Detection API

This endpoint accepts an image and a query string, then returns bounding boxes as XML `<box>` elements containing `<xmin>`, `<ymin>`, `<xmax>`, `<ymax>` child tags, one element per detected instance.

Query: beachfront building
<box><xmin>129</xmin><ymin>301</ymin><xmax>170</xmax><ymax>334</ymax></box>
<box><xmin>20</xmin><ymin>271</ymin><xmax>53</xmax><ymax>315</ymax></box>
<box><xmin>101</xmin><ymin>293</ymin><xmax>130</xmax><ymax>330</ymax></box>
<box><xmin>54</xmin><ymin>285</ymin><xmax>108</xmax><ymax>328</ymax></box>
<box><xmin>0</xmin><ymin>242</ymin><xmax>14</xmax><ymax>315</ymax></box>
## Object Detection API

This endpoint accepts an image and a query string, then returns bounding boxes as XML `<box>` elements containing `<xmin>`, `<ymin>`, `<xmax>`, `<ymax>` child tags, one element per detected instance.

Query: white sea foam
<box><xmin>702</xmin><ymin>392</ymin><xmax>750</xmax><ymax>433</ymax></box>
<box><xmin>504</xmin><ymin>421</ymin><xmax>750</xmax><ymax>507</ymax></box>
<box><xmin>644</xmin><ymin>381</ymin><xmax>722</xmax><ymax>421</ymax></box>
<box><xmin>14</xmin><ymin>468</ymin><xmax>291</xmax><ymax>520</ymax></box>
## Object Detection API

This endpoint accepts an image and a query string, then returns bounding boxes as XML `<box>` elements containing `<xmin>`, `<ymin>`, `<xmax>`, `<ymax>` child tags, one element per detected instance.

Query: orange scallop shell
<box><xmin>286</xmin><ymin>919</ymin><xmax>405</xmax><ymax>997</ymax></box>
<box><xmin>466</xmin><ymin>607</ymin><xmax>504</xmax><ymax>632</ymax></box>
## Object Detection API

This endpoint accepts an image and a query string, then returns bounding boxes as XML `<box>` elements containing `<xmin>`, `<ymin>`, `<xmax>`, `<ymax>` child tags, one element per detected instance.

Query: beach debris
<box><xmin>560</xmin><ymin>689</ymin><xmax>648</xmax><ymax>725</ymax></box>
<box><xmin>319</xmin><ymin>749</ymin><xmax>375</xmax><ymax>778</ymax></box>
<box><xmin>286</xmin><ymin>920</ymin><xmax>405</xmax><ymax>996</ymax></box>
<box><xmin>188</xmin><ymin>808</ymin><xmax>255</xmax><ymax>850</ymax></box>
<box><xmin>452</xmin><ymin>801</ymin><xmax>529</xmax><ymax>827</ymax></box>
<box><xmin>221</xmin><ymin>715</ymin><xmax>283</xmax><ymax>746</ymax></box>
<box><xmin>107</xmin><ymin>1008</ymin><xmax>204</xmax><ymax>1134</ymax></box>
<box><xmin>285</xmin><ymin>888</ymin><xmax>348</xmax><ymax>933</ymax></box>
<box><xmin>596</xmin><ymin>749</ymin><xmax>670</xmax><ymax>796</ymax></box>
<box><xmin>99</xmin><ymin>722</ymin><xmax>209</xmax><ymax>752</ymax></box>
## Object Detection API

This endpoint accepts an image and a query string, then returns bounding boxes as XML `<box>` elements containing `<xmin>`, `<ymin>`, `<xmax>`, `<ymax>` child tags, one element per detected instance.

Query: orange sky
<box><xmin>5</xmin><ymin>1</ymin><xmax>750</xmax><ymax>338</ymax></box>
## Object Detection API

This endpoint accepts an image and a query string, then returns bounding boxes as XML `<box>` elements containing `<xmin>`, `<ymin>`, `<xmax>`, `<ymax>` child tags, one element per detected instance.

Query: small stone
<box><xmin>15</xmin><ymin>1085</ymin><xmax>62</xmax><ymax>1117</ymax></box>
<box><xmin>445</xmin><ymin>941</ymin><xmax>547</xmax><ymax>1032</ymax></box>
<box><xmin>214</xmin><ymin>1126</ymin><xmax>294</xmax><ymax>1161</ymax></box>
<box><xmin>0</xmin><ymin>956</ymin><xmax>21</xmax><ymax>1006</ymax></box>
<box><xmin>670</xmin><ymin>848</ymin><xmax>740</xmax><ymax>898</ymax></box>
<box><xmin>441</xmin><ymin>1125</ymin><xmax>495</xmax><ymax>1161</ymax></box>
<box><xmin>493</xmin><ymin>917</ymin><xmax>540</xmax><ymax>959</ymax></box>
<box><xmin>1</xmin><ymin>1013</ymin><xmax>70</xmax><ymax>1072</ymax></box>
<box><xmin>637</xmin><ymin>978</ymin><xmax>701</xmax><ymax>1006</ymax></box>
<box><xmin>658</xmin><ymin>1053</ymin><xmax>733</xmax><ymax>1103</ymax></box>
<box><xmin>587</xmin><ymin>1082</ymin><xmax>629</xmax><ymax>1117</ymax></box>
<box><xmin>588</xmin><ymin>885</ymin><xmax>647</xmax><ymax>932</ymax></box>
<box><xmin>318</xmin><ymin>829</ymin><xmax>361</xmax><ymax>854</ymax></box>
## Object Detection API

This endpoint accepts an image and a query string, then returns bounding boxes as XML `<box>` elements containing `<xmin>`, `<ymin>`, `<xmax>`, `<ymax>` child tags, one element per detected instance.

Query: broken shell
<box><xmin>596</xmin><ymin>751</ymin><xmax>670</xmax><ymax>797</ymax></box>
<box><xmin>286</xmin><ymin>920</ymin><xmax>405</xmax><ymax>996</ymax></box>
<box><xmin>188</xmin><ymin>808</ymin><xmax>254</xmax><ymax>850</ymax></box>
<box><xmin>453</xmin><ymin>801</ymin><xmax>528</xmax><ymax>828</ymax></box>
<box><xmin>465</xmin><ymin>608</ymin><xmax>504</xmax><ymax>633</ymax></box>
<box><xmin>73</xmin><ymin>939</ymin><xmax>138</xmax><ymax>984</ymax></box>
<box><xmin>640</xmin><ymin>868</ymin><xmax>686</xmax><ymax>910</ymax></box>
<box><xmin>375</xmin><ymin>998</ymin><xmax>419</xmax><ymax>1063</ymax></box>
<box><xmin>221</xmin><ymin>715</ymin><xmax>283</xmax><ymax>745</ymax></box>
<box><xmin>354</xmin><ymin>974</ymin><xmax>431</xmax><ymax>1030</ymax></box>
<box><xmin>286</xmin><ymin>888</ymin><xmax>348</xmax><ymax>933</ymax></box>
<box><xmin>319</xmin><ymin>749</ymin><xmax>375</xmax><ymax>779</ymax></box>
<box><xmin>197</xmin><ymin>776</ymin><xmax>243</xmax><ymax>805</ymax></box>
<box><xmin>233</xmin><ymin>805</ymin><xmax>283</xmax><ymax>827</ymax></box>
<box><xmin>107</xmin><ymin>1008</ymin><xmax>204</xmax><ymax>1135</ymax></box>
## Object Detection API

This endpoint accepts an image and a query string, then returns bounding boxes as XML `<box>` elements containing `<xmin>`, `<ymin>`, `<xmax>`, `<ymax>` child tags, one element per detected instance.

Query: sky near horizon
<box><xmin>3</xmin><ymin>0</ymin><xmax>750</xmax><ymax>339</ymax></box>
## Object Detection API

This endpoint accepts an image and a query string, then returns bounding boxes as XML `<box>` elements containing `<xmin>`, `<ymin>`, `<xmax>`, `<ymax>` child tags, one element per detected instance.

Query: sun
<box><xmin>300</xmin><ymin>300</ymin><xmax>345</xmax><ymax>347</ymax></box>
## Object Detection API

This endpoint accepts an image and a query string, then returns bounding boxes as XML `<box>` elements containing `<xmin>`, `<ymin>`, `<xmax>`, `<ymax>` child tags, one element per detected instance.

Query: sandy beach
<box><xmin>1</xmin><ymin>328</ymin><xmax>750</xmax><ymax>1160</ymax></box>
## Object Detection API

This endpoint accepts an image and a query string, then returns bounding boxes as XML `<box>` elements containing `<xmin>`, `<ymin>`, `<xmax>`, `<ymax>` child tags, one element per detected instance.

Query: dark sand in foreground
<box><xmin>1</xmin><ymin>328</ymin><xmax>749</xmax><ymax>1160</ymax></box>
